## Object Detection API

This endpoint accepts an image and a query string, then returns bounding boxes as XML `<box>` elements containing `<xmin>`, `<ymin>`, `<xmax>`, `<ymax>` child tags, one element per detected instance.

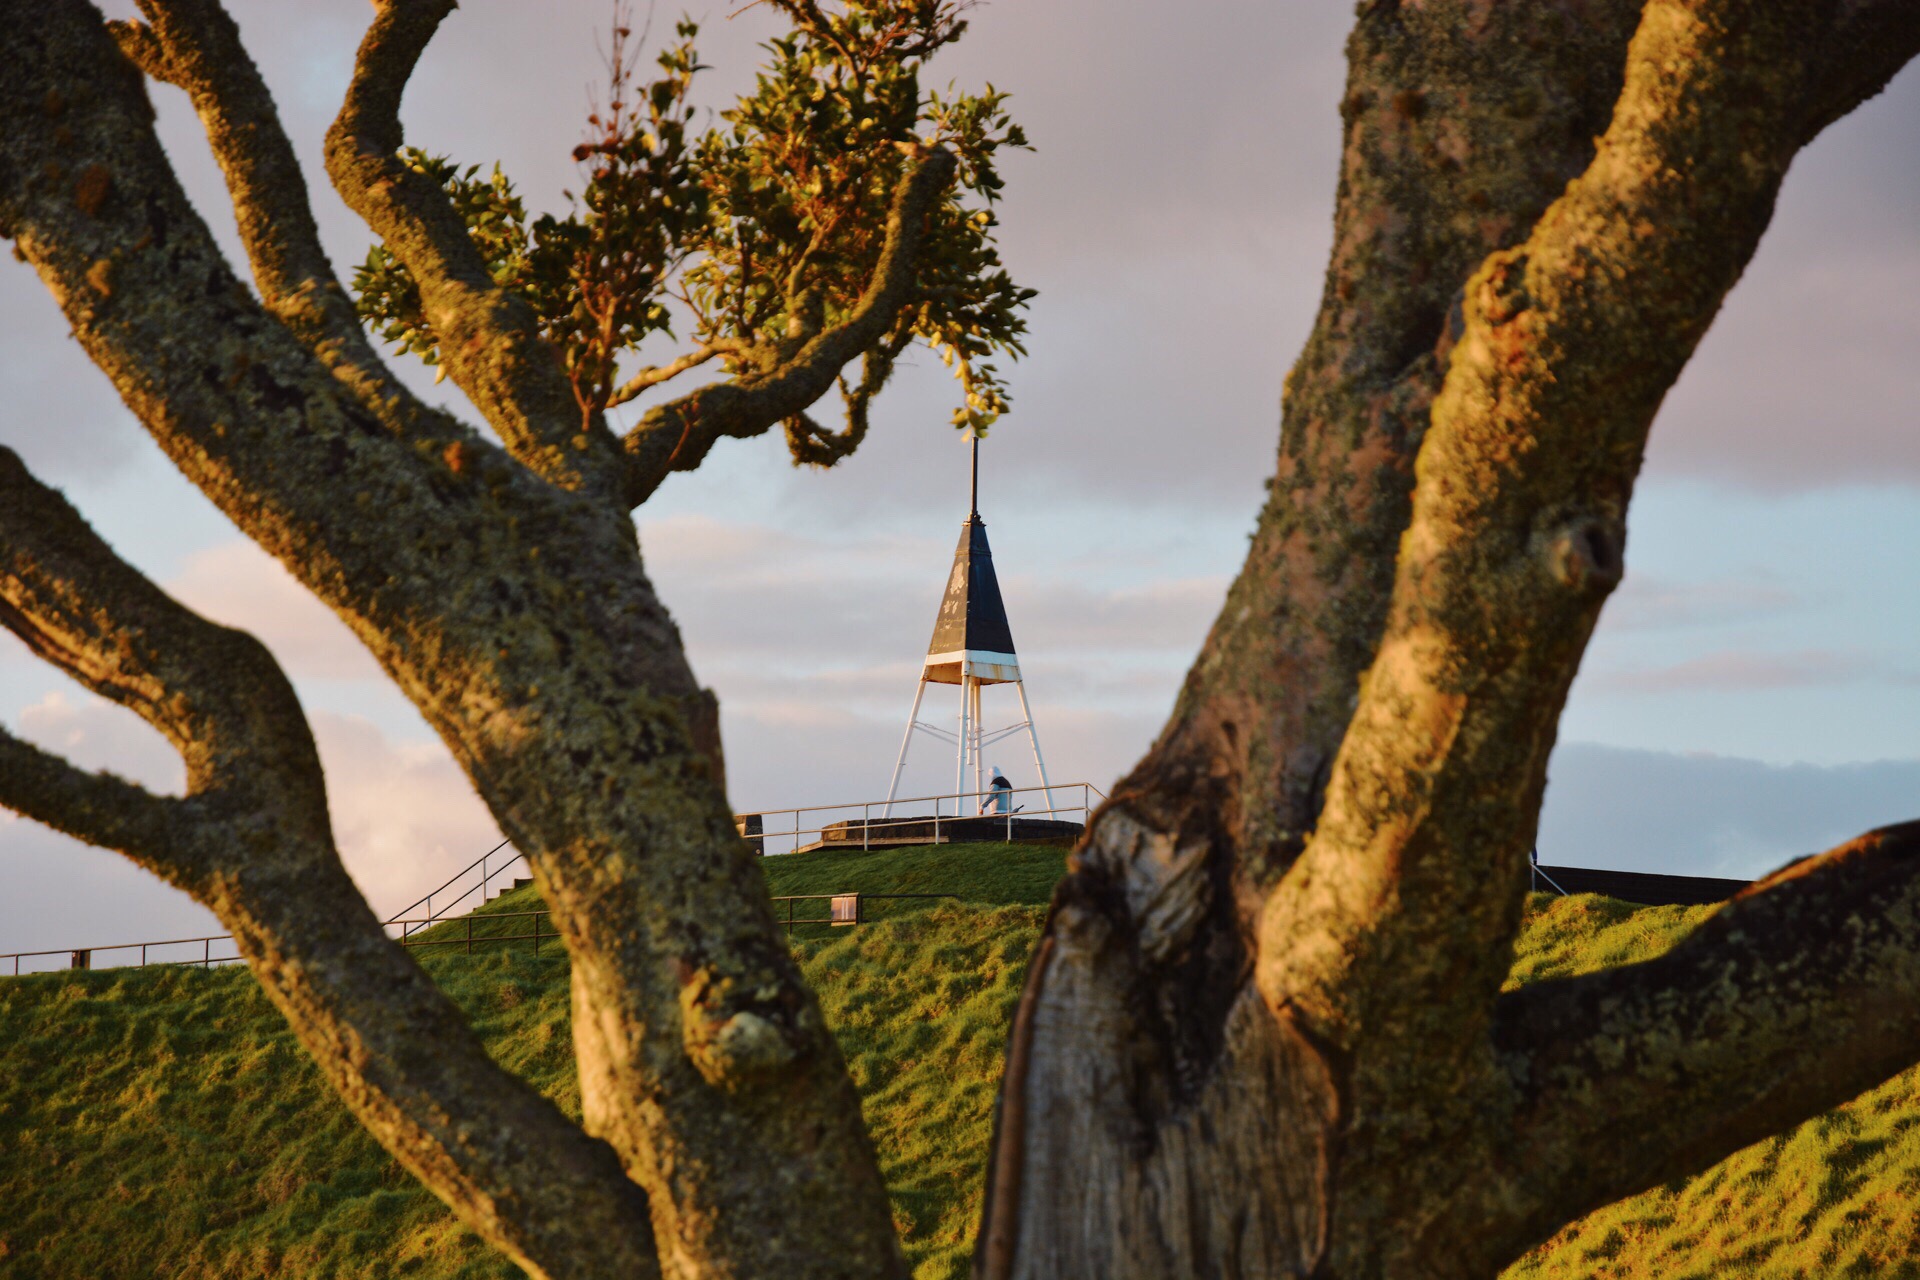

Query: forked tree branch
<box><xmin>4</xmin><ymin>12</ymin><xmax>908</xmax><ymax>1272</ymax></box>
<box><xmin>1485</xmin><ymin>821</ymin><xmax>1920</xmax><ymax>1264</ymax></box>
<box><xmin>618</xmin><ymin>146</ymin><xmax>957</xmax><ymax>505</ymax></box>
<box><xmin>982</xmin><ymin>0</ymin><xmax>1920</xmax><ymax>1273</ymax></box>
<box><xmin>1246</xmin><ymin>0</ymin><xmax>1920</xmax><ymax>1269</ymax></box>
<box><xmin>0</xmin><ymin>442</ymin><xmax>662</xmax><ymax>1280</ymax></box>
<box><xmin>1258</xmin><ymin>0</ymin><xmax>1832</xmax><ymax>1060</ymax></box>
<box><xmin>105</xmin><ymin>0</ymin><xmax>426</xmax><ymax>435</ymax></box>
<box><xmin>1114</xmin><ymin>0</ymin><xmax>1920</xmax><ymax>913</ymax></box>
<box><xmin>325</xmin><ymin>0</ymin><xmax>623</xmax><ymax>498</ymax></box>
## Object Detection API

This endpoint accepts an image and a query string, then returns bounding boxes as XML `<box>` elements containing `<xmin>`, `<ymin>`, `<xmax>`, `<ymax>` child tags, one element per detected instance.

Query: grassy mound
<box><xmin>3</xmin><ymin>851</ymin><xmax>1919</xmax><ymax>1277</ymax></box>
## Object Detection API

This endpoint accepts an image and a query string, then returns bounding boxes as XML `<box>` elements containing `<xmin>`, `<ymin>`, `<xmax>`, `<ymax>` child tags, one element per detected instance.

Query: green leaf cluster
<box><xmin>352</xmin><ymin>1</ymin><xmax>1033</xmax><ymax>454</ymax></box>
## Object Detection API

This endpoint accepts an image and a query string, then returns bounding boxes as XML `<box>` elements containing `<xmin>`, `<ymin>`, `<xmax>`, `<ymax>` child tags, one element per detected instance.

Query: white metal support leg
<box><xmin>883</xmin><ymin>676</ymin><xmax>929</xmax><ymax>818</ymax></box>
<box><xmin>953</xmin><ymin>672</ymin><xmax>971</xmax><ymax>818</ymax></box>
<box><xmin>1014</xmin><ymin>679</ymin><xmax>1055</xmax><ymax>815</ymax></box>
<box><xmin>971</xmin><ymin>678</ymin><xmax>985</xmax><ymax>804</ymax></box>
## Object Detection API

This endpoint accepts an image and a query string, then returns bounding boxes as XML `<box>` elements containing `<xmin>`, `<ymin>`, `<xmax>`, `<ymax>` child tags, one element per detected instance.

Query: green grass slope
<box><xmin>3</xmin><ymin>852</ymin><xmax>1919</xmax><ymax>1278</ymax></box>
<box><xmin>1503</xmin><ymin>895</ymin><xmax>1920</xmax><ymax>1280</ymax></box>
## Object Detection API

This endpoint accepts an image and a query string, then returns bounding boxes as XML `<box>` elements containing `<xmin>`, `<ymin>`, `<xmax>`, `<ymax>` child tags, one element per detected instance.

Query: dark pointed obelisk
<box><xmin>885</xmin><ymin>436</ymin><xmax>1053</xmax><ymax>813</ymax></box>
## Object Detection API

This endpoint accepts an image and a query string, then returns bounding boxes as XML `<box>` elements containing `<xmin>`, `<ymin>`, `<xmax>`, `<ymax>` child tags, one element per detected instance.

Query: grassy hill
<box><xmin>2</xmin><ymin>846</ymin><xmax>1918</xmax><ymax>1277</ymax></box>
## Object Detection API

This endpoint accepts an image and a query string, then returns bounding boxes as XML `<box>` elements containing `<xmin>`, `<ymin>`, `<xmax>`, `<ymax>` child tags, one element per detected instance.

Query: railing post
<box><xmin>466</xmin><ymin>916</ymin><xmax>473</xmax><ymax>956</ymax></box>
<box><xmin>203</xmin><ymin>938</ymin><xmax>209</xmax><ymax>969</ymax></box>
<box><xmin>863</xmin><ymin>802</ymin><xmax>870</xmax><ymax>852</ymax></box>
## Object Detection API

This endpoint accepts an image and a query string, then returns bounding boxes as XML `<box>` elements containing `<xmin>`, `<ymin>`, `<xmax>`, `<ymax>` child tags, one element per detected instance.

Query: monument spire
<box><xmin>884</xmin><ymin>433</ymin><xmax>1054</xmax><ymax>817</ymax></box>
<box><xmin>970</xmin><ymin>431</ymin><xmax>979</xmax><ymax>518</ymax></box>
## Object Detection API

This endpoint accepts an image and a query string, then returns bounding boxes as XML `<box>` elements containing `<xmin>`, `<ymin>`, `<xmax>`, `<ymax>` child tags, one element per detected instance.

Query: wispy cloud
<box><xmin>1600</xmin><ymin>571</ymin><xmax>1804</xmax><ymax>631</ymax></box>
<box><xmin>1599</xmin><ymin>648</ymin><xmax>1890</xmax><ymax>694</ymax></box>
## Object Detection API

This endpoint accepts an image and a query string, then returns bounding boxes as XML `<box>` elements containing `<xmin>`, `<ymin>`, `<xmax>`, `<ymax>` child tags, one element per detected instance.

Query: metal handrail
<box><xmin>4</xmin><ymin>781</ymin><xmax>1110</xmax><ymax>975</ymax></box>
<box><xmin>1</xmin><ymin>933</ymin><xmax>246</xmax><ymax>976</ymax></box>
<box><xmin>385</xmin><ymin>837</ymin><xmax>523</xmax><ymax>935</ymax></box>
<box><xmin>738</xmin><ymin>780</ymin><xmax>1107</xmax><ymax>858</ymax></box>
<box><xmin>750</xmin><ymin>780</ymin><xmax>1106</xmax><ymax>822</ymax></box>
<box><xmin>0</xmin><ymin>910</ymin><xmax>567</xmax><ymax>976</ymax></box>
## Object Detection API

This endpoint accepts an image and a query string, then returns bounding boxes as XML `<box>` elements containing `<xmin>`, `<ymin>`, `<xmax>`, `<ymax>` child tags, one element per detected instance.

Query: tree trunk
<box><xmin>980</xmin><ymin>1</ymin><xmax>1920</xmax><ymax>1276</ymax></box>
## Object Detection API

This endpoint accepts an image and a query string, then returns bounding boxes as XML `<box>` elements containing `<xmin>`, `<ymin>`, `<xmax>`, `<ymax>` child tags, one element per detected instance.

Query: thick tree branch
<box><xmin>1112</xmin><ymin>0</ymin><xmax>1652</xmax><ymax>897</ymax></box>
<box><xmin>325</xmin><ymin>0</ymin><xmax>622</xmax><ymax>497</ymax></box>
<box><xmin>0</xmin><ymin>442</ymin><xmax>662</xmax><ymax>1280</ymax></box>
<box><xmin>1244</xmin><ymin>0</ymin><xmax>1846</xmax><ymax>1270</ymax></box>
<box><xmin>986</xmin><ymin>1</ymin><xmax>1920</xmax><ymax>1275</ymax></box>
<box><xmin>618</xmin><ymin>146</ymin><xmax>957</xmax><ymax>505</ymax></box>
<box><xmin>1261</xmin><ymin>0</ymin><xmax>1830</xmax><ymax>1064</ymax></box>
<box><xmin>106</xmin><ymin>0</ymin><xmax>424</xmax><ymax>435</ymax></box>
<box><xmin>1485</xmin><ymin>821</ymin><xmax>1920</xmax><ymax>1267</ymax></box>
<box><xmin>0</xmin><ymin>723</ymin><xmax>186</xmax><ymax>871</ymax></box>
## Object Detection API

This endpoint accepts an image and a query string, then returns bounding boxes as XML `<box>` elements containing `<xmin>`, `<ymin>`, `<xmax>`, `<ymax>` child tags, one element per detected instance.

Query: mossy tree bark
<box><xmin>4</xmin><ymin>1</ymin><xmax>1920</xmax><ymax>1279</ymax></box>
<box><xmin>0</xmin><ymin>1</ymin><xmax>911</xmax><ymax>1277</ymax></box>
<box><xmin>979</xmin><ymin>1</ymin><xmax>1920</xmax><ymax>1277</ymax></box>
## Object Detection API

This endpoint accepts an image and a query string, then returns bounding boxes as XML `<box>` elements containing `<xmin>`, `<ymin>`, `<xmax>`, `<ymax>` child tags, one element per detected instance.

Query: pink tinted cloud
<box><xmin>309</xmin><ymin>712</ymin><xmax>505</xmax><ymax>919</ymax></box>
<box><xmin>165</xmin><ymin>541</ymin><xmax>384</xmax><ymax>682</ymax></box>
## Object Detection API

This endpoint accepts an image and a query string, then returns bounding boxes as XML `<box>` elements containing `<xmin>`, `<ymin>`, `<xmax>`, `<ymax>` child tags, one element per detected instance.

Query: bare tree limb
<box><xmin>0</xmin><ymin>441</ymin><xmax>663</xmax><ymax>1280</ymax></box>
<box><xmin>618</xmin><ymin>146</ymin><xmax>957</xmax><ymax>505</ymax></box>
<box><xmin>1260</xmin><ymin>0</ymin><xmax>1831</xmax><ymax>1062</ymax></box>
<box><xmin>0</xmin><ymin>723</ymin><xmax>188</xmax><ymax>872</ymax></box>
<box><xmin>781</xmin><ymin>334</ymin><xmax>907</xmax><ymax>466</ymax></box>
<box><xmin>325</xmin><ymin>0</ymin><xmax>623</xmax><ymax>498</ymax></box>
<box><xmin>106</xmin><ymin>0</ymin><xmax>426</xmax><ymax>435</ymax></box>
<box><xmin>1104</xmin><ymin>0</ymin><xmax>1652</xmax><ymax>897</ymax></box>
<box><xmin>606</xmin><ymin>344</ymin><xmax>722</xmax><ymax>406</ymax></box>
<box><xmin>1484</xmin><ymin>821</ymin><xmax>1920</xmax><ymax>1267</ymax></box>
<box><xmin>1105</xmin><ymin>0</ymin><xmax>1917</xmax><ymax>912</ymax></box>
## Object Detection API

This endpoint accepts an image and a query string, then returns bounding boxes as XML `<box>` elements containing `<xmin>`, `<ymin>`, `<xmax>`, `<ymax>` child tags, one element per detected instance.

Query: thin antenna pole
<box><xmin>969</xmin><ymin>433</ymin><xmax>979</xmax><ymax>518</ymax></box>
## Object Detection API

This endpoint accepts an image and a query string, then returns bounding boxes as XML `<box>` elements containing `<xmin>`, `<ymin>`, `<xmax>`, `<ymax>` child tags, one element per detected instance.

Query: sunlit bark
<box><xmin>982</xmin><ymin>1</ymin><xmax>1920</xmax><ymax>1276</ymax></box>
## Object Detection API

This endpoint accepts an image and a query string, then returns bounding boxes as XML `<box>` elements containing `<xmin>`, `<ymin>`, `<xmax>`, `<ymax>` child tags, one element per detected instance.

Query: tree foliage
<box><xmin>352</xmin><ymin>1</ymin><xmax>1032</xmax><ymax>453</ymax></box>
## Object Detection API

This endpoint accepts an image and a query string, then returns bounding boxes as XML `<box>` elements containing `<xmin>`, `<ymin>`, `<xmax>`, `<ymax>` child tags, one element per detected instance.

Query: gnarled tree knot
<box><xmin>1542</xmin><ymin>514</ymin><xmax>1624</xmax><ymax>595</ymax></box>
<box><xmin>1078</xmin><ymin>807</ymin><xmax>1213</xmax><ymax>965</ymax></box>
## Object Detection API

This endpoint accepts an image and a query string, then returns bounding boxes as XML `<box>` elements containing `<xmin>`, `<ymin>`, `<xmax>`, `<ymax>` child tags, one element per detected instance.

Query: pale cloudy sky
<box><xmin>2</xmin><ymin>1</ymin><xmax>1917</xmax><ymax>958</ymax></box>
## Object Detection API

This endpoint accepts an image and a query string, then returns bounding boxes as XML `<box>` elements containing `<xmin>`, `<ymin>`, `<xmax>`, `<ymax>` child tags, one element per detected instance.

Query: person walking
<box><xmin>984</xmin><ymin>766</ymin><xmax>1014</xmax><ymax>815</ymax></box>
